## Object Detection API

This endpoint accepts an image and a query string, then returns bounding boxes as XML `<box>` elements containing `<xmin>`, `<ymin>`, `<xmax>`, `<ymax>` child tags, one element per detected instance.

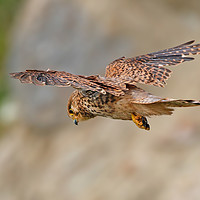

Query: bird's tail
<box><xmin>141</xmin><ymin>99</ymin><xmax>200</xmax><ymax>117</ymax></box>
<box><xmin>160</xmin><ymin>99</ymin><xmax>200</xmax><ymax>107</ymax></box>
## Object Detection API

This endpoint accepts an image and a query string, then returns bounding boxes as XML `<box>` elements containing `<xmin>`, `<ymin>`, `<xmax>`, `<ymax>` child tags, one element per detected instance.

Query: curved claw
<box><xmin>73</xmin><ymin>119</ymin><xmax>78</xmax><ymax>125</ymax></box>
<box><xmin>131</xmin><ymin>113</ymin><xmax>150</xmax><ymax>131</ymax></box>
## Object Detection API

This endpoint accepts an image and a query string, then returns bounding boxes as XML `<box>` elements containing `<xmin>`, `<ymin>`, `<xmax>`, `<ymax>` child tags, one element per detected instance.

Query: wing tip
<box><xmin>186</xmin><ymin>40</ymin><xmax>195</xmax><ymax>45</ymax></box>
<box><xmin>9</xmin><ymin>72</ymin><xmax>23</xmax><ymax>79</ymax></box>
<box><xmin>177</xmin><ymin>40</ymin><xmax>195</xmax><ymax>47</ymax></box>
<box><xmin>9</xmin><ymin>72</ymin><xmax>16</xmax><ymax>78</ymax></box>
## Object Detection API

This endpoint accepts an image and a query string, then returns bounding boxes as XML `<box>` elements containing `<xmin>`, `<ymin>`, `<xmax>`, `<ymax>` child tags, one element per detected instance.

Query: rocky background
<box><xmin>0</xmin><ymin>0</ymin><xmax>200</xmax><ymax>199</ymax></box>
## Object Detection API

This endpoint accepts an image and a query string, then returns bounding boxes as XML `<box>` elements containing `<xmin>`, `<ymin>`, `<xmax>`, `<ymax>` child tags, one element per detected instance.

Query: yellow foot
<box><xmin>131</xmin><ymin>113</ymin><xmax>150</xmax><ymax>131</ymax></box>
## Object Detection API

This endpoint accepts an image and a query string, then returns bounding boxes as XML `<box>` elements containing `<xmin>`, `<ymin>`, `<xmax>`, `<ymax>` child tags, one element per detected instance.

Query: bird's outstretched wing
<box><xmin>10</xmin><ymin>41</ymin><xmax>200</xmax><ymax>96</ymax></box>
<box><xmin>105</xmin><ymin>40</ymin><xmax>200</xmax><ymax>87</ymax></box>
<box><xmin>10</xmin><ymin>70</ymin><xmax>126</xmax><ymax>96</ymax></box>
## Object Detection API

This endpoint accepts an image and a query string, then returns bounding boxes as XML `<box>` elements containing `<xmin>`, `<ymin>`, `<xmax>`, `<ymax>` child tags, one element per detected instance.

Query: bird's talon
<box><xmin>131</xmin><ymin>113</ymin><xmax>150</xmax><ymax>131</ymax></box>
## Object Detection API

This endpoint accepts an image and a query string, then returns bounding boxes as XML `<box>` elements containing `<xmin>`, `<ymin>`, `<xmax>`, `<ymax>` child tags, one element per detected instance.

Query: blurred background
<box><xmin>0</xmin><ymin>0</ymin><xmax>200</xmax><ymax>199</ymax></box>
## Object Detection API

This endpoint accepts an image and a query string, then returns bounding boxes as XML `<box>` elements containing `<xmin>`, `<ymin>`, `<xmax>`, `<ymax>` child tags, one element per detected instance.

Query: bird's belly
<box><xmin>88</xmin><ymin>98</ymin><xmax>134</xmax><ymax>120</ymax></box>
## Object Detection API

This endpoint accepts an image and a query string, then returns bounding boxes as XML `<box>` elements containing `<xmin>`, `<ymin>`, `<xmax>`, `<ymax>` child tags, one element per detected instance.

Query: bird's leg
<box><xmin>131</xmin><ymin>113</ymin><xmax>150</xmax><ymax>131</ymax></box>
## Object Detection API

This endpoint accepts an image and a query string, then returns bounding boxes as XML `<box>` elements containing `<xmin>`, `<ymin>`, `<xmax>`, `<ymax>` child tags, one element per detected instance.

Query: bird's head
<box><xmin>67</xmin><ymin>90</ymin><xmax>95</xmax><ymax>125</ymax></box>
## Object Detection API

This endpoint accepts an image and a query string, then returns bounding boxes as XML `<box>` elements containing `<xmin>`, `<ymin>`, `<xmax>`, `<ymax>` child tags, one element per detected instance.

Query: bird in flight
<box><xmin>10</xmin><ymin>40</ymin><xmax>200</xmax><ymax>130</ymax></box>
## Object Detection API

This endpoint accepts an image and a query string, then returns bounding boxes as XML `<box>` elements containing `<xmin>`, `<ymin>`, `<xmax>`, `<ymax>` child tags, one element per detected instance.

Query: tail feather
<box><xmin>161</xmin><ymin>99</ymin><xmax>200</xmax><ymax>107</ymax></box>
<box><xmin>140</xmin><ymin>99</ymin><xmax>200</xmax><ymax>117</ymax></box>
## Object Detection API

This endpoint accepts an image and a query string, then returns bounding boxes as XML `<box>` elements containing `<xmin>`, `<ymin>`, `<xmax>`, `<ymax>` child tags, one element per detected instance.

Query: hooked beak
<box><xmin>73</xmin><ymin>119</ymin><xmax>78</xmax><ymax>125</ymax></box>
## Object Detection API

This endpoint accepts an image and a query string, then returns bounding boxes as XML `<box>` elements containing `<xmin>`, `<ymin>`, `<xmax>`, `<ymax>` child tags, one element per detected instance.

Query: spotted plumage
<box><xmin>10</xmin><ymin>40</ymin><xmax>200</xmax><ymax>130</ymax></box>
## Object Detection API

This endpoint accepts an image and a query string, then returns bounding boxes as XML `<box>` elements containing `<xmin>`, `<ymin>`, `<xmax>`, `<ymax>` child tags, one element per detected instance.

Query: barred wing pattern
<box><xmin>105</xmin><ymin>40</ymin><xmax>200</xmax><ymax>87</ymax></box>
<box><xmin>10</xmin><ymin>41</ymin><xmax>200</xmax><ymax>97</ymax></box>
<box><xmin>10</xmin><ymin>70</ymin><xmax>126</xmax><ymax>96</ymax></box>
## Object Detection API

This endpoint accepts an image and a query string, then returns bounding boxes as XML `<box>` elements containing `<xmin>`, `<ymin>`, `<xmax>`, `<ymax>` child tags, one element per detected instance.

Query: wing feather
<box><xmin>10</xmin><ymin>70</ymin><xmax>126</xmax><ymax>96</ymax></box>
<box><xmin>10</xmin><ymin>41</ymin><xmax>200</xmax><ymax>97</ymax></box>
<box><xmin>10</xmin><ymin>70</ymin><xmax>107</xmax><ymax>93</ymax></box>
<box><xmin>105</xmin><ymin>40</ymin><xmax>200</xmax><ymax>87</ymax></box>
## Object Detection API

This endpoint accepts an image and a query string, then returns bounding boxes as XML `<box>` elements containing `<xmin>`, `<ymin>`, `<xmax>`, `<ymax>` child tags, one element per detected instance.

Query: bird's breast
<box><xmin>81</xmin><ymin>93</ymin><xmax>133</xmax><ymax>120</ymax></box>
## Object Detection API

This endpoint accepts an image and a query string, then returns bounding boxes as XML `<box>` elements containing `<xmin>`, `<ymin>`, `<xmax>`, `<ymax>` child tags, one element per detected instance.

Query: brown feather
<box><xmin>9</xmin><ymin>41</ymin><xmax>200</xmax><ymax>130</ymax></box>
<box><xmin>105</xmin><ymin>40</ymin><xmax>200</xmax><ymax>87</ymax></box>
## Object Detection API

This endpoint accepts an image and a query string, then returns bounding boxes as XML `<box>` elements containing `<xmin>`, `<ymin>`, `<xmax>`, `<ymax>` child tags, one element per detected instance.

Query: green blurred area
<box><xmin>0</xmin><ymin>0</ymin><xmax>24</xmax><ymax>105</ymax></box>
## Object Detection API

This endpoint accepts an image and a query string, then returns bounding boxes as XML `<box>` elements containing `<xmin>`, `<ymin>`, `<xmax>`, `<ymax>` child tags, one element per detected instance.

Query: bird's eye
<box><xmin>69</xmin><ymin>109</ymin><xmax>73</xmax><ymax>115</ymax></box>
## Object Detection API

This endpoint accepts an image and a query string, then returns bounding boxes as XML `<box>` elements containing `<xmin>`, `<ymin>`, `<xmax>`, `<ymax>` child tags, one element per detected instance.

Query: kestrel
<box><xmin>10</xmin><ymin>40</ymin><xmax>200</xmax><ymax>130</ymax></box>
